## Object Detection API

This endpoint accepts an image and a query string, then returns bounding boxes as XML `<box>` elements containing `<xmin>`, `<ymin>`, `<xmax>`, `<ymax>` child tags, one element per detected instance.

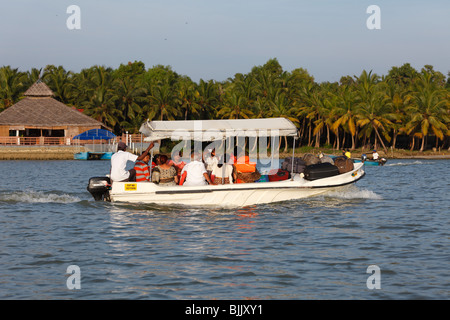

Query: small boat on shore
<box><xmin>73</xmin><ymin>129</ymin><xmax>116</xmax><ymax>160</ymax></box>
<box><xmin>87</xmin><ymin>118</ymin><xmax>366</xmax><ymax>207</ymax></box>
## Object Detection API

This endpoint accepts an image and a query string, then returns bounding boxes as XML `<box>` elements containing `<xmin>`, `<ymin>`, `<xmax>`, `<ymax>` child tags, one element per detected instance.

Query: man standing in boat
<box><xmin>110</xmin><ymin>141</ymin><xmax>155</xmax><ymax>182</ymax></box>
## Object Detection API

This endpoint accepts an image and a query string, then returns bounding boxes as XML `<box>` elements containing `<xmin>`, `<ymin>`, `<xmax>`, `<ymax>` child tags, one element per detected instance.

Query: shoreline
<box><xmin>1</xmin><ymin>145</ymin><xmax>449</xmax><ymax>160</ymax></box>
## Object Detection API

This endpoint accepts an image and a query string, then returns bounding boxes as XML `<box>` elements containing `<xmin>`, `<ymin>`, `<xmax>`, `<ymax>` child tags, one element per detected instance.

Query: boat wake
<box><xmin>324</xmin><ymin>186</ymin><xmax>383</xmax><ymax>200</ymax></box>
<box><xmin>385</xmin><ymin>160</ymin><xmax>424</xmax><ymax>167</ymax></box>
<box><xmin>0</xmin><ymin>190</ymin><xmax>81</xmax><ymax>204</ymax></box>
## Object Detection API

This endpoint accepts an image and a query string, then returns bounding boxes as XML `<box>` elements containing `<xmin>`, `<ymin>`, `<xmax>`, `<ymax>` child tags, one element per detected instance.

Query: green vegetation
<box><xmin>1</xmin><ymin>59</ymin><xmax>449</xmax><ymax>152</ymax></box>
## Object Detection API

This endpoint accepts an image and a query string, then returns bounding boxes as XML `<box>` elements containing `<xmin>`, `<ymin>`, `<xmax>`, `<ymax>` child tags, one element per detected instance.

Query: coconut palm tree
<box><xmin>82</xmin><ymin>66</ymin><xmax>120</xmax><ymax>129</ymax></box>
<box><xmin>216</xmin><ymin>89</ymin><xmax>253</xmax><ymax>120</ymax></box>
<box><xmin>196</xmin><ymin>79</ymin><xmax>218</xmax><ymax>119</ymax></box>
<box><xmin>177</xmin><ymin>78</ymin><xmax>201</xmax><ymax>120</ymax></box>
<box><xmin>405</xmin><ymin>73</ymin><xmax>449</xmax><ymax>151</ymax></box>
<box><xmin>147</xmin><ymin>82</ymin><xmax>180</xmax><ymax>121</ymax></box>
<box><xmin>268</xmin><ymin>91</ymin><xmax>299</xmax><ymax>151</ymax></box>
<box><xmin>354</xmin><ymin>70</ymin><xmax>393</xmax><ymax>153</ymax></box>
<box><xmin>42</xmin><ymin>65</ymin><xmax>74</xmax><ymax>103</ymax></box>
<box><xmin>0</xmin><ymin>66</ymin><xmax>27</xmax><ymax>111</ymax></box>
<box><xmin>330</xmin><ymin>84</ymin><xmax>359</xmax><ymax>150</ymax></box>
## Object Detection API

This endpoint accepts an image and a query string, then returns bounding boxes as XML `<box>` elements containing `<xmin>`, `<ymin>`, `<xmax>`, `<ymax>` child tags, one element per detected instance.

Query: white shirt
<box><xmin>373</xmin><ymin>152</ymin><xmax>379</xmax><ymax>160</ymax></box>
<box><xmin>211</xmin><ymin>163</ymin><xmax>234</xmax><ymax>184</ymax></box>
<box><xmin>205</xmin><ymin>156</ymin><xmax>218</xmax><ymax>171</ymax></box>
<box><xmin>181</xmin><ymin>160</ymin><xmax>207</xmax><ymax>186</ymax></box>
<box><xmin>110</xmin><ymin>150</ymin><xmax>138</xmax><ymax>181</ymax></box>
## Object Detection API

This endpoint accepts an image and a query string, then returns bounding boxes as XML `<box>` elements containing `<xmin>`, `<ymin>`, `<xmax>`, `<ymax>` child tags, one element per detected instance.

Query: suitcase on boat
<box><xmin>268</xmin><ymin>169</ymin><xmax>290</xmax><ymax>181</ymax></box>
<box><xmin>282</xmin><ymin>157</ymin><xmax>306</xmax><ymax>173</ymax></box>
<box><xmin>303</xmin><ymin>163</ymin><xmax>340</xmax><ymax>181</ymax></box>
<box><xmin>333</xmin><ymin>156</ymin><xmax>354</xmax><ymax>174</ymax></box>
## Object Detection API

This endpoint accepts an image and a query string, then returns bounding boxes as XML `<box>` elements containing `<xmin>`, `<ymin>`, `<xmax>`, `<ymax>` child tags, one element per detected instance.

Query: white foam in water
<box><xmin>385</xmin><ymin>160</ymin><xmax>424</xmax><ymax>167</ymax></box>
<box><xmin>0</xmin><ymin>190</ymin><xmax>80</xmax><ymax>203</ymax></box>
<box><xmin>324</xmin><ymin>186</ymin><xmax>383</xmax><ymax>200</ymax></box>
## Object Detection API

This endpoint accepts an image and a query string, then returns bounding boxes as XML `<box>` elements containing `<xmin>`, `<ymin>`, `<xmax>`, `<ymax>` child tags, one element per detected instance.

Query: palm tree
<box><xmin>116</xmin><ymin>76</ymin><xmax>146</xmax><ymax>130</ymax></box>
<box><xmin>382</xmin><ymin>79</ymin><xmax>411</xmax><ymax>149</ymax></box>
<box><xmin>405</xmin><ymin>73</ymin><xmax>449</xmax><ymax>151</ymax></box>
<box><xmin>216</xmin><ymin>89</ymin><xmax>253</xmax><ymax>119</ymax></box>
<box><xmin>268</xmin><ymin>91</ymin><xmax>299</xmax><ymax>151</ymax></box>
<box><xmin>177</xmin><ymin>78</ymin><xmax>201</xmax><ymax>120</ymax></box>
<box><xmin>0</xmin><ymin>66</ymin><xmax>27</xmax><ymax>111</ymax></box>
<box><xmin>82</xmin><ymin>66</ymin><xmax>120</xmax><ymax>129</ymax></box>
<box><xmin>354</xmin><ymin>70</ymin><xmax>393</xmax><ymax>153</ymax></box>
<box><xmin>147</xmin><ymin>82</ymin><xmax>180</xmax><ymax>121</ymax></box>
<box><xmin>196</xmin><ymin>79</ymin><xmax>218</xmax><ymax>119</ymax></box>
<box><xmin>330</xmin><ymin>84</ymin><xmax>358</xmax><ymax>150</ymax></box>
<box><xmin>42</xmin><ymin>65</ymin><xmax>74</xmax><ymax>103</ymax></box>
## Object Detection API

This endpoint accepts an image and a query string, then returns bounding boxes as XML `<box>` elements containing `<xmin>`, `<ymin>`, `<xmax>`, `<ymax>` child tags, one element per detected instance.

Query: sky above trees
<box><xmin>1</xmin><ymin>1</ymin><xmax>449</xmax><ymax>83</ymax></box>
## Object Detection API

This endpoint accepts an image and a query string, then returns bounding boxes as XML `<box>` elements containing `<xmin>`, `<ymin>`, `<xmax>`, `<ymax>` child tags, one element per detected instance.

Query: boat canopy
<box><xmin>139</xmin><ymin>118</ymin><xmax>298</xmax><ymax>141</ymax></box>
<box><xmin>73</xmin><ymin>129</ymin><xmax>116</xmax><ymax>140</ymax></box>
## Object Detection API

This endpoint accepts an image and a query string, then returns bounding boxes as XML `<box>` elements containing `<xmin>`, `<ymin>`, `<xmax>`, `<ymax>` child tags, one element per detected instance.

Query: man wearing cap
<box><xmin>110</xmin><ymin>141</ymin><xmax>155</xmax><ymax>182</ymax></box>
<box><xmin>372</xmin><ymin>149</ymin><xmax>379</xmax><ymax>161</ymax></box>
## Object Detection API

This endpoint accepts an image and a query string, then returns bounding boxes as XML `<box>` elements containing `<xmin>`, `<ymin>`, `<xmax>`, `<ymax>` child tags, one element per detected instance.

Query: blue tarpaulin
<box><xmin>73</xmin><ymin>129</ymin><xmax>116</xmax><ymax>140</ymax></box>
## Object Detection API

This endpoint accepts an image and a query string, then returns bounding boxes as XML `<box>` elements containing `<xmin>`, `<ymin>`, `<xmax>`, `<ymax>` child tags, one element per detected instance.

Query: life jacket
<box><xmin>234</xmin><ymin>156</ymin><xmax>256</xmax><ymax>173</ymax></box>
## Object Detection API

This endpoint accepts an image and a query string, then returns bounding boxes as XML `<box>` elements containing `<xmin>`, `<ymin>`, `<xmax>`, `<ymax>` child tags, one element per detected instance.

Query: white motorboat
<box><xmin>87</xmin><ymin>118</ymin><xmax>365</xmax><ymax>207</ymax></box>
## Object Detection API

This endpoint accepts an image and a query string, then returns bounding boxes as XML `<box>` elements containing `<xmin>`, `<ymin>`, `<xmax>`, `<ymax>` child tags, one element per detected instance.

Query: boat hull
<box><xmin>107</xmin><ymin>163</ymin><xmax>365</xmax><ymax>207</ymax></box>
<box><xmin>353</xmin><ymin>159</ymin><xmax>386</xmax><ymax>166</ymax></box>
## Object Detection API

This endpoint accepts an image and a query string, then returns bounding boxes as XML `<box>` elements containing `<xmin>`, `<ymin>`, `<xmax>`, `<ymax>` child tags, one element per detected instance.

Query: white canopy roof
<box><xmin>139</xmin><ymin>118</ymin><xmax>298</xmax><ymax>141</ymax></box>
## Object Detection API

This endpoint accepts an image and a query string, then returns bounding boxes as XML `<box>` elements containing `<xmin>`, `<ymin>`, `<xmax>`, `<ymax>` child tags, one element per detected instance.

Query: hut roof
<box><xmin>0</xmin><ymin>81</ymin><xmax>109</xmax><ymax>129</ymax></box>
<box><xmin>23</xmin><ymin>80</ymin><xmax>54</xmax><ymax>97</ymax></box>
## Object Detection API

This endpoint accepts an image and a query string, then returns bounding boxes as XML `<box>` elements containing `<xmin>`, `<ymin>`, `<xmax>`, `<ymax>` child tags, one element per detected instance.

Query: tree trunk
<box><xmin>373</xmin><ymin>126</ymin><xmax>388</xmax><ymax>153</ymax></box>
<box><xmin>392</xmin><ymin>130</ymin><xmax>397</xmax><ymax>150</ymax></box>
<box><xmin>335</xmin><ymin>130</ymin><xmax>340</xmax><ymax>150</ymax></box>
<box><xmin>420</xmin><ymin>135</ymin><xmax>425</xmax><ymax>152</ymax></box>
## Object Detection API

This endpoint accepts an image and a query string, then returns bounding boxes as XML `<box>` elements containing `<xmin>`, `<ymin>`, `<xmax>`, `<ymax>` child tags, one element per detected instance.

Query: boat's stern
<box><xmin>87</xmin><ymin>176</ymin><xmax>111</xmax><ymax>201</ymax></box>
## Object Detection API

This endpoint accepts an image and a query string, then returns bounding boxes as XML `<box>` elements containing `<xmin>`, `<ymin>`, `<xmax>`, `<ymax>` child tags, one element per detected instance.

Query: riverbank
<box><xmin>1</xmin><ymin>145</ymin><xmax>449</xmax><ymax>160</ymax></box>
<box><xmin>278</xmin><ymin>147</ymin><xmax>450</xmax><ymax>160</ymax></box>
<box><xmin>0</xmin><ymin>146</ymin><xmax>83</xmax><ymax>160</ymax></box>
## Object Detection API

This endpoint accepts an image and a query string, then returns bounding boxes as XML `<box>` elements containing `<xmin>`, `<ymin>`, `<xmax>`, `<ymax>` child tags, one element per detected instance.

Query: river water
<box><xmin>0</xmin><ymin>159</ymin><xmax>448</xmax><ymax>300</ymax></box>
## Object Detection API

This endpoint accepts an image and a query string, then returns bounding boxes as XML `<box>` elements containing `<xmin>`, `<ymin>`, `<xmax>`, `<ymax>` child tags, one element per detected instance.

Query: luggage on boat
<box><xmin>236</xmin><ymin>170</ymin><xmax>261</xmax><ymax>183</ymax></box>
<box><xmin>268</xmin><ymin>169</ymin><xmax>290</xmax><ymax>181</ymax></box>
<box><xmin>303</xmin><ymin>163</ymin><xmax>340</xmax><ymax>181</ymax></box>
<box><xmin>302</xmin><ymin>153</ymin><xmax>320</xmax><ymax>166</ymax></box>
<box><xmin>281</xmin><ymin>157</ymin><xmax>306</xmax><ymax>173</ymax></box>
<box><xmin>320</xmin><ymin>155</ymin><xmax>334</xmax><ymax>164</ymax></box>
<box><xmin>255</xmin><ymin>175</ymin><xmax>269</xmax><ymax>183</ymax></box>
<box><xmin>333</xmin><ymin>156</ymin><xmax>354</xmax><ymax>174</ymax></box>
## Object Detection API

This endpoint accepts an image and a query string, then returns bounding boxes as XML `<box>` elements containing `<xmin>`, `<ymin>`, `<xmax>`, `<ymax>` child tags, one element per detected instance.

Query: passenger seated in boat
<box><xmin>211</xmin><ymin>155</ymin><xmax>234</xmax><ymax>185</ymax></box>
<box><xmin>168</xmin><ymin>151</ymin><xmax>186</xmax><ymax>181</ymax></box>
<box><xmin>234</xmin><ymin>154</ymin><xmax>261</xmax><ymax>183</ymax></box>
<box><xmin>110</xmin><ymin>141</ymin><xmax>154</xmax><ymax>182</ymax></box>
<box><xmin>180</xmin><ymin>152</ymin><xmax>212</xmax><ymax>186</ymax></box>
<box><xmin>134</xmin><ymin>152</ymin><xmax>151</xmax><ymax>182</ymax></box>
<box><xmin>372</xmin><ymin>149</ymin><xmax>379</xmax><ymax>160</ymax></box>
<box><xmin>204</xmin><ymin>148</ymin><xmax>218</xmax><ymax>176</ymax></box>
<box><xmin>152</xmin><ymin>154</ymin><xmax>178</xmax><ymax>186</ymax></box>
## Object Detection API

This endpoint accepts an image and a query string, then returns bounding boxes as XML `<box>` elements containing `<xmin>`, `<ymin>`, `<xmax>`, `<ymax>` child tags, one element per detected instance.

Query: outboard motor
<box><xmin>87</xmin><ymin>177</ymin><xmax>111</xmax><ymax>201</ymax></box>
<box><xmin>379</xmin><ymin>158</ymin><xmax>387</xmax><ymax>166</ymax></box>
<box><xmin>361</xmin><ymin>154</ymin><xmax>367</xmax><ymax>162</ymax></box>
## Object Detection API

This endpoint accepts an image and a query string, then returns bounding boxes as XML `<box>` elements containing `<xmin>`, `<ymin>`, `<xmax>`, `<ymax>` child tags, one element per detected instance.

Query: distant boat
<box><xmin>354</xmin><ymin>158</ymin><xmax>387</xmax><ymax>166</ymax></box>
<box><xmin>73</xmin><ymin>129</ymin><xmax>116</xmax><ymax>160</ymax></box>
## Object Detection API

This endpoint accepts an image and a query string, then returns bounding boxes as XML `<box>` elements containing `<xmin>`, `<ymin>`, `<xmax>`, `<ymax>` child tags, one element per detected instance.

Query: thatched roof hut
<box><xmin>0</xmin><ymin>80</ymin><xmax>109</xmax><ymax>143</ymax></box>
